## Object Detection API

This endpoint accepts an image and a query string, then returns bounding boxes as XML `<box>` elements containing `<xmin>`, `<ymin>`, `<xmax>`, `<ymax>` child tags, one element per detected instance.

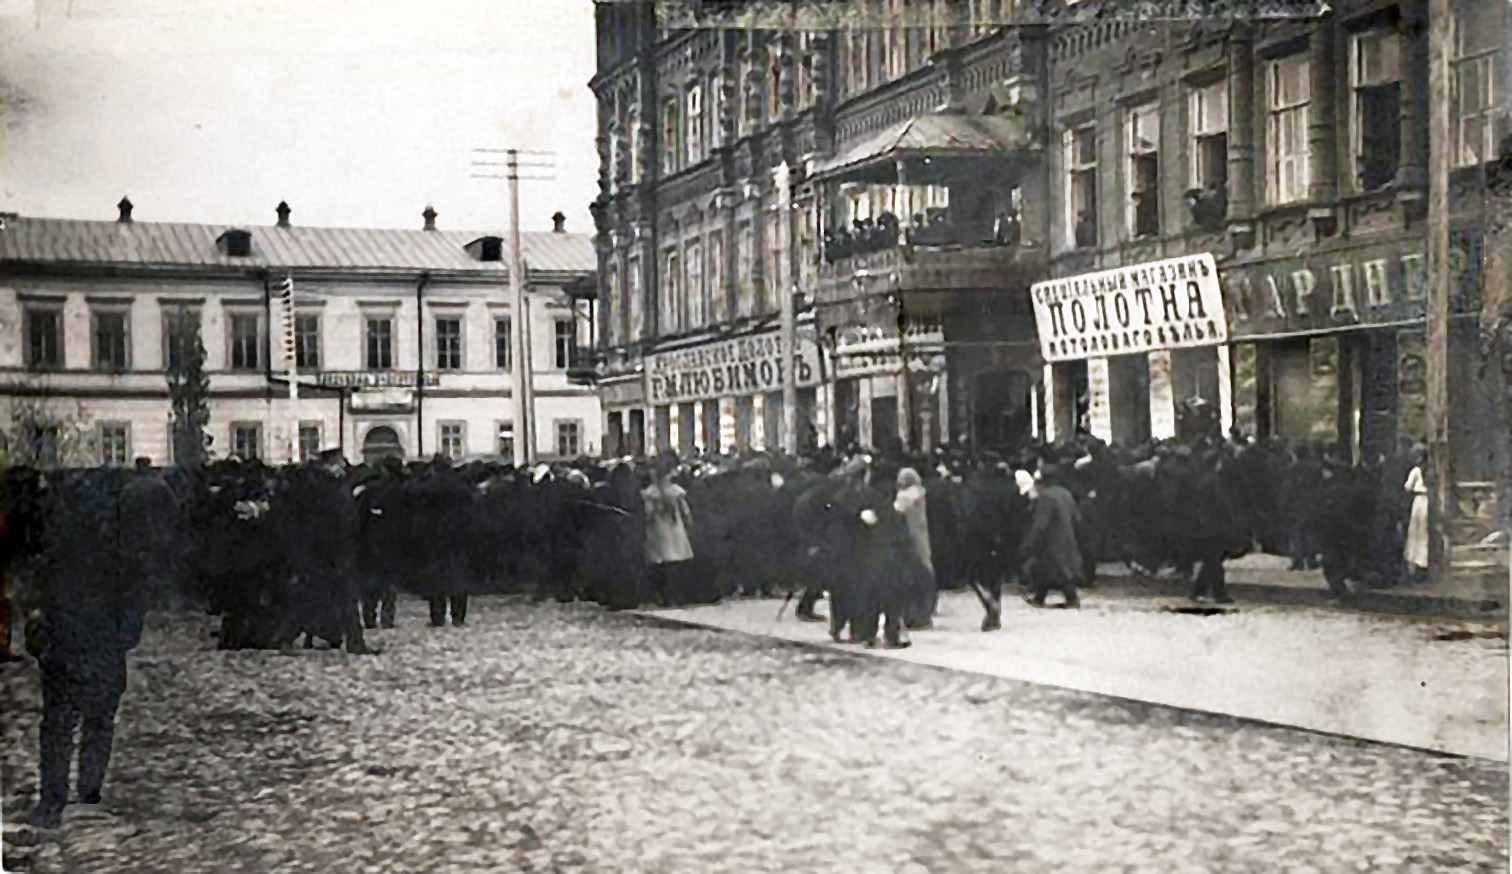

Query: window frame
<box><xmin>434</xmin><ymin>315</ymin><xmax>464</xmax><ymax>371</ymax></box>
<box><xmin>1349</xmin><ymin>27</ymin><xmax>1403</xmax><ymax>191</ymax></box>
<box><xmin>707</xmin><ymin>229</ymin><xmax>726</xmax><ymax>324</ymax></box>
<box><xmin>298</xmin><ymin>421</ymin><xmax>322</xmax><ymax>462</ymax></box>
<box><xmin>364</xmin><ymin>313</ymin><xmax>395</xmax><ymax>371</ymax></box>
<box><xmin>1267</xmin><ymin>53</ymin><xmax>1313</xmax><ymax>205</ymax></box>
<box><xmin>1190</xmin><ymin>80</ymin><xmax>1229</xmax><ymax>190</ymax></box>
<box><xmin>293</xmin><ymin>312</ymin><xmax>321</xmax><ymax>371</ymax></box>
<box><xmin>494</xmin><ymin>315</ymin><xmax>513</xmax><ymax>371</ymax></box>
<box><xmin>1125</xmin><ymin>102</ymin><xmax>1161</xmax><ymax>239</ymax></box>
<box><xmin>98</xmin><ymin>421</ymin><xmax>131</xmax><ymax>467</ymax></box>
<box><xmin>227</xmin><ymin>311</ymin><xmax>262</xmax><ymax>373</ymax></box>
<box><xmin>22</xmin><ymin>304</ymin><xmax>64</xmax><ymax>371</ymax></box>
<box><xmin>496</xmin><ymin>421</ymin><xmax>515</xmax><ymax>458</ymax></box>
<box><xmin>1451</xmin><ymin>8</ymin><xmax>1500</xmax><ymax>168</ymax></box>
<box><xmin>685</xmin><ymin>236</ymin><xmax>704</xmax><ymax>329</ymax></box>
<box><xmin>555</xmin><ymin>418</ymin><xmax>583</xmax><ymax>459</ymax></box>
<box><xmin>438</xmin><ymin>421</ymin><xmax>466</xmax><ymax>461</ymax></box>
<box><xmin>553</xmin><ymin>317</ymin><xmax>575</xmax><ymax>370</ymax></box>
<box><xmin>662</xmin><ymin>96</ymin><xmax>680</xmax><ymax>175</ymax></box>
<box><xmin>1064</xmin><ymin>124</ymin><xmax>1098</xmax><ymax>249</ymax></box>
<box><xmin>686</xmin><ymin>84</ymin><xmax>704</xmax><ymax>165</ymax></box>
<box><xmin>90</xmin><ymin>308</ymin><xmax>131</xmax><ymax>373</ymax></box>
<box><xmin>230</xmin><ymin>421</ymin><xmax>263</xmax><ymax>461</ymax></box>
<box><xmin>662</xmin><ymin>247</ymin><xmax>681</xmax><ymax>335</ymax></box>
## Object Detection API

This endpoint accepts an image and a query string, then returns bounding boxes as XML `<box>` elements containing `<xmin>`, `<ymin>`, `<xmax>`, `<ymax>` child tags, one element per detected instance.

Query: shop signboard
<box><xmin>644</xmin><ymin>330</ymin><xmax>820</xmax><ymax>405</ymax></box>
<box><xmin>318</xmin><ymin>371</ymin><xmax>439</xmax><ymax>389</ymax></box>
<box><xmin>832</xmin><ymin>319</ymin><xmax>946</xmax><ymax>380</ymax></box>
<box><xmin>1031</xmin><ymin>254</ymin><xmax>1227</xmax><ymax>363</ymax></box>
<box><xmin>1224</xmin><ymin>231</ymin><xmax>1483</xmax><ymax>340</ymax></box>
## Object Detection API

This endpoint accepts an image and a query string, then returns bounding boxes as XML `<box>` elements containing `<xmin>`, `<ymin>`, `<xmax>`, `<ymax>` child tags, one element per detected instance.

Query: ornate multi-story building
<box><xmin>0</xmin><ymin>200</ymin><xmax>602</xmax><ymax>465</ymax></box>
<box><xmin>589</xmin><ymin>0</ymin><xmax>1508</xmax><ymax>522</ymax></box>
<box><xmin>589</xmin><ymin>0</ymin><xmax>1050</xmax><ymax>457</ymax></box>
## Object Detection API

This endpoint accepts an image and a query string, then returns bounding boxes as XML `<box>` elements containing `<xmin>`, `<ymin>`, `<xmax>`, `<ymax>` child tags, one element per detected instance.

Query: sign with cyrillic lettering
<box><xmin>1031</xmin><ymin>254</ymin><xmax>1226</xmax><ymax>363</ymax></box>
<box><xmin>645</xmin><ymin>330</ymin><xmax>820</xmax><ymax>405</ymax></box>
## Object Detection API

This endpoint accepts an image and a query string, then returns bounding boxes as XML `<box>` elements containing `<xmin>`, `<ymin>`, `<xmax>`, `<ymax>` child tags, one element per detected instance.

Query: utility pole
<box><xmin>472</xmin><ymin>148</ymin><xmax>555</xmax><ymax>467</ymax></box>
<box><xmin>1425</xmin><ymin>0</ymin><xmax>1452</xmax><ymax>583</ymax></box>
<box><xmin>278</xmin><ymin>273</ymin><xmax>299</xmax><ymax>462</ymax></box>
<box><xmin>777</xmin><ymin>160</ymin><xmax>798</xmax><ymax>455</ymax></box>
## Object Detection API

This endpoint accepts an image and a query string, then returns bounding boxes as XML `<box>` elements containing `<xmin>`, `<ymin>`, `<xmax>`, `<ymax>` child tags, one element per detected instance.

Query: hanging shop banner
<box><xmin>1031</xmin><ymin>253</ymin><xmax>1226</xmax><ymax>363</ymax></box>
<box><xmin>645</xmin><ymin>330</ymin><xmax>821</xmax><ymax>405</ymax></box>
<box><xmin>1223</xmin><ymin>231</ymin><xmax>1483</xmax><ymax>340</ymax></box>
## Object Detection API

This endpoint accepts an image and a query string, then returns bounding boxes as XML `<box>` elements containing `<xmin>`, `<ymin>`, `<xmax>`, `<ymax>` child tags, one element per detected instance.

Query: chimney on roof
<box><xmin>552</xmin><ymin>211</ymin><xmax>566</xmax><ymax>233</ymax></box>
<box><xmin>276</xmin><ymin>201</ymin><xmax>292</xmax><ymax>228</ymax></box>
<box><xmin>117</xmin><ymin>197</ymin><xmax>134</xmax><ymax>223</ymax></box>
<box><xmin>423</xmin><ymin>205</ymin><xmax>438</xmax><ymax>231</ymax></box>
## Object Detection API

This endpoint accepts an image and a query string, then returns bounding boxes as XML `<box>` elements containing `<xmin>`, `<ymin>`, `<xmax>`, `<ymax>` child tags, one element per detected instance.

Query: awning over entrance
<box><xmin>813</xmin><ymin>112</ymin><xmax>1038</xmax><ymax>184</ymax></box>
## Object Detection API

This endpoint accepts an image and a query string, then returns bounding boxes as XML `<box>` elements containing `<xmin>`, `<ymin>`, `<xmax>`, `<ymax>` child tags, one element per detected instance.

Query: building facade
<box><xmin>589</xmin><ymin>0</ymin><xmax>1051</xmax><ymax>457</ymax></box>
<box><xmin>0</xmin><ymin>201</ymin><xmax>602</xmax><ymax>466</ymax></box>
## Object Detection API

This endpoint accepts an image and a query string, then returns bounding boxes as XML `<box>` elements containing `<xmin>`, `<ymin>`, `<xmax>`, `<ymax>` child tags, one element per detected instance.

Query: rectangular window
<box><xmin>764</xmin><ymin>210</ymin><xmax>783</xmax><ymax>312</ymax></box>
<box><xmin>686</xmin><ymin>238</ymin><xmax>704</xmax><ymax>328</ymax></box>
<box><xmin>497</xmin><ymin>422</ymin><xmax>515</xmax><ymax>458</ymax></box>
<box><xmin>628</xmin><ymin>109</ymin><xmax>642</xmax><ymax>185</ymax></box>
<box><xmin>627</xmin><ymin>256</ymin><xmax>643</xmax><ymax>342</ymax></box>
<box><xmin>22</xmin><ymin>306</ymin><xmax>62</xmax><ymax>370</ymax></box>
<box><xmin>298</xmin><ymin>422</ymin><xmax>321</xmax><ymax>461</ymax></box>
<box><xmin>737</xmin><ymin>222</ymin><xmax>755</xmax><ymax>316</ymax></box>
<box><xmin>92</xmin><ymin>310</ymin><xmax>130</xmax><ymax>372</ymax></box>
<box><xmin>707</xmin><ymin>230</ymin><xmax>725</xmax><ymax>323</ymax></box>
<box><xmin>1190</xmin><ymin>80</ymin><xmax>1229</xmax><ymax>192</ymax></box>
<box><xmin>554</xmin><ymin>318</ymin><xmax>575</xmax><ymax>370</ymax></box>
<box><xmin>1351</xmin><ymin>29</ymin><xmax>1402</xmax><ymax>191</ymax></box>
<box><xmin>708</xmin><ymin>74</ymin><xmax>723</xmax><ymax>150</ymax></box>
<box><xmin>1268</xmin><ymin>53</ymin><xmax>1312</xmax><ymax>204</ymax></box>
<box><xmin>435</xmin><ymin>316</ymin><xmax>462</xmax><ymax>371</ymax></box>
<box><xmin>293</xmin><ymin>314</ymin><xmax>320</xmax><ymax>370</ymax></box>
<box><xmin>662</xmin><ymin>98</ymin><xmax>679</xmax><ymax>174</ymax></box>
<box><xmin>1453</xmin><ymin>7</ymin><xmax>1501</xmax><ymax>167</ymax></box>
<box><xmin>686</xmin><ymin>85</ymin><xmax>704</xmax><ymax>165</ymax></box>
<box><xmin>365</xmin><ymin>315</ymin><xmax>394</xmax><ymax>370</ymax></box>
<box><xmin>494</xmin><ymin>316</ymin><xmax>512</xmax><ymax>370</ymax></box>
<box><xmin>1065</xmin><ymin>125</ymin><xmax>1098</xmax><ymax>248</ymax></box>
<box><xmin>439</xmin><ymin>422</ymin><xmax>465</xmax><ymax>460</ymax></box>
<box><xmin>99</xmin><ymin>422</ymin><xmax>130</xmax><ymax>466</ymax></box>
<box><xmin>229</xmin><ymin>313</ymin><xmax>260</xmax><ymax>371</ymax></box>
<box><xmin>662</xmin><ymin>248</ymin><xmax>681</xmax><ymax>334</ymax></box>
<box><xmin>163</xmin><ymin>307</ymin><xmax>201</xmax><ymax>372</ymax></box>
<box><xmin>1126</xmin><ymin>103</ymin><xmax>1160</xmax><ymax>238</ymax></box>
<box><xmin>231</xmin><ymin>422</ymin><xmax>262</xmax><ymax>461</ymax></box>
<box><xmin>556</xmin><ymin>419</ymin><xmax>582</xmax><ymax>458</ymax></box>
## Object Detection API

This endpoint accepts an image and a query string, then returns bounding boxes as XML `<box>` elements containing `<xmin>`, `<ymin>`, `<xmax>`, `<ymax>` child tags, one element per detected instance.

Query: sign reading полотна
<box><xmin>1031</xmin><ymin>253</ymin><xmax>1227</xmax><ymax>363</ymax></box>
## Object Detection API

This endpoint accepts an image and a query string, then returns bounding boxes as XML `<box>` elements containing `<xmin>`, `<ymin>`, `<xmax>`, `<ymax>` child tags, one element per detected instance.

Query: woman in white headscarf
<box><xmin>643</xmin><ymin>451</ymin><xmax>700</xmax><ymax>605</ymax></box>
<box><xmin>894</xmin><ymin>468</ymin><xmax>936</xmax><ymax>628</ymax></box>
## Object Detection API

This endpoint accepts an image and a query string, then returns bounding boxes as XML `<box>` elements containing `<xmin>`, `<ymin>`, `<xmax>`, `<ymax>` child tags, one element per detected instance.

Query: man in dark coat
<box><xmin>1017</xmin><ymin>467</ymin><xmax>1083</xmax><ymax>608</ymax></box>
<box><xmin>26</xmin><ymin>468</ymin><xmax>153</xmax><ymax>828</ymax></box>
<box><xmin>272</xmin><ymin>459</ymin><xmax>371</xmax><ymax>653</ymax></box>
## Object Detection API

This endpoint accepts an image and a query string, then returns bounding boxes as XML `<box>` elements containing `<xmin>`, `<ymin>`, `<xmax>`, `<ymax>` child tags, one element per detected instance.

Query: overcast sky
<box><xmin>0</xmin><ymin>0</ymin><xmax>598</xmax><ymax>234</ymax></box>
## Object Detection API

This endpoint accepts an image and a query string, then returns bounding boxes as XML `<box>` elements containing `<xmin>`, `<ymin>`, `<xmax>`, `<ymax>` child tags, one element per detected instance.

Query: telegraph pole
<box><xmin>777</xmin><ymin>160</ymin><xmax>798</xmax><ymax>455</ymax></box>
<box><xmin>472</xmin><ymin>148</ymin><xmax>555</xmax><ymax>467</ymax></box>
<box><xmin>1425</xmin><ymin>0</ymin><xmax>1452</xmax><ymax>582</ymax></box>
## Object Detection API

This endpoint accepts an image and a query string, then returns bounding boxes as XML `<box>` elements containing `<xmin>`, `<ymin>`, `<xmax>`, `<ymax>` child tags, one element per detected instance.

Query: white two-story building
<box><xmin>0</xmin><ymin>200</ymin><xmax>602</xmax><ymax>466</ymax></box>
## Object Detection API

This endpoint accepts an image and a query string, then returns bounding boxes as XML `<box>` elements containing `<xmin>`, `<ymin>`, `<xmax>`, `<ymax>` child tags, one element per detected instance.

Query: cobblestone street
<box><xmin>3</xmin><ymin>597</ymin><xmax>1507</xmax><ymax>874</ymax></box>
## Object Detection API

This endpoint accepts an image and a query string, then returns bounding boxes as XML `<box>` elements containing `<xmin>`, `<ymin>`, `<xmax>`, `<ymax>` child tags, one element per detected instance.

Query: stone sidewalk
<box><xmin>641</xmin><ymin>588</ymin><xmax>1510</xmax><ymax>761</ymax></box>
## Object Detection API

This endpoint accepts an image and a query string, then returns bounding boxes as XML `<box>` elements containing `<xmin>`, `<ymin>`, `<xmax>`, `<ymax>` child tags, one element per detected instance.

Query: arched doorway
<box><xmin>362</xmin><ymin>426</ymin><xmax>403</xmax><ymax>463</ymax></box>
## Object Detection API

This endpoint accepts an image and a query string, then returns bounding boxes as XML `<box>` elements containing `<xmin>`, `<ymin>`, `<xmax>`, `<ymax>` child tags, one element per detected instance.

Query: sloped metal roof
<box><xmin>0</xmin><ymin>216</ymin><xmax>595</xmax><ymax>277</ymax></box>
<box><xmin>816</xmin><ymin>112</ymin><xmax>1037</xmax><ymax>181</ymax></box>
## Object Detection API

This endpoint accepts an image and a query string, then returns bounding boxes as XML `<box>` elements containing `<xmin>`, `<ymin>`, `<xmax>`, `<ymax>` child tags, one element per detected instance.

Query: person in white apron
<box><xmin>1403</xmin><ymin>447</ymin><xmax>1430</xmax><ymax>581</ymax></box>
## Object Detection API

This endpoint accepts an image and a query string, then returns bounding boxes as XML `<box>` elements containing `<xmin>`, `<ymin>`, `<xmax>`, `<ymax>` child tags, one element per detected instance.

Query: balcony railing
<box><xmin>823</xmin><ymin>210</ymin><xmax>1021</xmax><ymax>263</ymax></box>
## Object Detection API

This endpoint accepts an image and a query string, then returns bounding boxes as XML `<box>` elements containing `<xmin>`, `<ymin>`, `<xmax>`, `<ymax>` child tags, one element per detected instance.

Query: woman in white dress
<box><xmin>1403</xmin><ymin>447</ymin><xmax>1430</xmax><ymax>580</ymax></box>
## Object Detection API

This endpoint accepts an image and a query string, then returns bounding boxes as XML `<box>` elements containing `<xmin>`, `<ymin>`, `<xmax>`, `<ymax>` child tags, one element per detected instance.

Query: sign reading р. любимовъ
<box><xmin>645</xmin><ymin>330</ymin><xmax>820</xmax><ymax>405</ymax></box>
<box><xmin>1031</xmin><ymin>253</ymin><xmax>1227</xmax><ymax>364</ymax></box>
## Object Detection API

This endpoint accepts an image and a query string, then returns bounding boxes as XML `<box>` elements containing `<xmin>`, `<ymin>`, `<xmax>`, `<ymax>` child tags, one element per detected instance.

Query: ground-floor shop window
<box><xmin>556</xmin><ymin>419</ymin><xmax>582</xmax><ymax>458</ymax></box>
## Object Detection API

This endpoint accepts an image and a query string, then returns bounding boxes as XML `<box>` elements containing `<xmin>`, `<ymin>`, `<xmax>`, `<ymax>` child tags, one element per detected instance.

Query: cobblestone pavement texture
<box><xmin>2</xmin><ymin>598</ymin><xmax>1507</xmax><ymax>874</ymax></box>
<box><xmin>652</xmin><ymin>588</ymin><xmax>1511</xmax><ymax>760</ymax></box>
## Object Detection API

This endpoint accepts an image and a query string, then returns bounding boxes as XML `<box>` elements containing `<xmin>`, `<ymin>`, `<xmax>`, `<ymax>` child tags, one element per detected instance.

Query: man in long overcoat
<box><xmin>1018</xmin><ymin>468</ymin><xmax>1083</xmax><ymax>608</ymax></box>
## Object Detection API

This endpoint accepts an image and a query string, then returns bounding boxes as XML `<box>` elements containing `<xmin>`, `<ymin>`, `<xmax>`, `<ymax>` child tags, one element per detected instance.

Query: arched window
<box><xmin>627</xmin><ymin>107</ymin><xmax>642</xmax><ymax>185</ymax></box>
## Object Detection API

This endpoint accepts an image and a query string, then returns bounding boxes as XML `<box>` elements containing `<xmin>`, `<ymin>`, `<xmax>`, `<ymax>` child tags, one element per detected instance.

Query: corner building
<box><xmin>590</xmin><ymin>0</ymin><xmax>1050</xmax><ymax>456</ymax></box>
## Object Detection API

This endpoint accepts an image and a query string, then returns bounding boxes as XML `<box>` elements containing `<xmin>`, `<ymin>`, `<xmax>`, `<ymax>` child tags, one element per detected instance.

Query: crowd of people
<box><xmin>0</xmin><ymin>424</ymin><xmax>1431</xmax><ymax>828</ymax></box>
